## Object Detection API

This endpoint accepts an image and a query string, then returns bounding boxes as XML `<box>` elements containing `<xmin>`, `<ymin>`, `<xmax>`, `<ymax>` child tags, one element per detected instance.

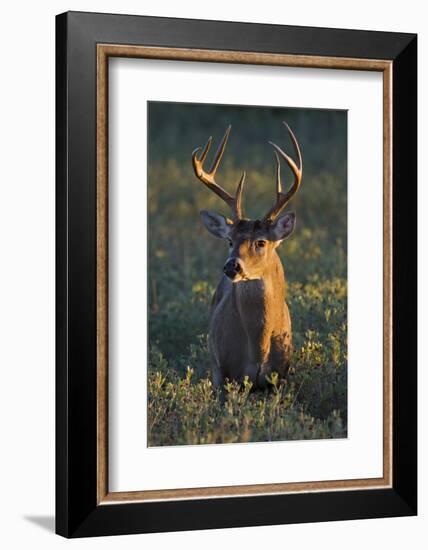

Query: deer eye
<box><xmin>256</xmin><ymin>240</ymin><xmax>266</xmax><ymax>248</ymax></box>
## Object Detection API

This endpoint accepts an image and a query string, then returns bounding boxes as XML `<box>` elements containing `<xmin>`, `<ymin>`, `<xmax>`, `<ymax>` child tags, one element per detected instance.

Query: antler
<box><xmin>263</xmin><ymin>122</ymin><xmax>303</xmax><ymax>222</ymax></box>
<box><xmin>192</xmin><ymin>126</ymin><xmax>245</xmax><ymax>220</ymax></box>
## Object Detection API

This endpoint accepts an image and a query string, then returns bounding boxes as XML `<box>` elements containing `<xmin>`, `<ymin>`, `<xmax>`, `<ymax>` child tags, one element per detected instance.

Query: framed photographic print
<box><xmin>56</xmin><ymin>11</ymin><xmax>417</xmax><ymax>538</ymax></box>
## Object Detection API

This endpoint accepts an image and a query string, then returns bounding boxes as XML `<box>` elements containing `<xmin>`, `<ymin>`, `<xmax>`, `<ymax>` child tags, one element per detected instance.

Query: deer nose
<box><xmin>223</xmin><ymin>258</ymin><xmax>242</xmax><ymax>279</ymax></box>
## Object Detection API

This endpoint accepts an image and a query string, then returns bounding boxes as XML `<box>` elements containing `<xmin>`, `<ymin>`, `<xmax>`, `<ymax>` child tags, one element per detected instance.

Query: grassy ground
<box><xmin>147</xmin><ymin>102</ymin><xmax>347</xmax><ymax>446</ymax></box>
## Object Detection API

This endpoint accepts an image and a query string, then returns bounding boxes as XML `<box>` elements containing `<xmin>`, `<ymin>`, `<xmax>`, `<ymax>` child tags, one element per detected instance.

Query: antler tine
<box><xmin>274</xmin><ymin>150</ymin><xmax>281</xmax><ymax>195</ymax></box>
<box><xmin>209</xmin><ymin>125</ymin><xmax>230</xmax><ymax>174</ymax></box>
<box><xmin>234</xmin><ymin>171</ymin><xmax>246</xmax><ymax>220</ymax></box>
<box><xmin>192</xmin><ymin>126</ymin><xmax>245</xmax><ymax>220</ymax></box>
<box><xmin>283</xmin><ymin>121</ymin><xmax>303</xmax><ymax>170</ymax></box>
<box><xmin>198</xmin><ymin>135</ymin><xmax>212</xmax><ymax>165</ymax></box>
<box><xmin>263</xmin><ymin>122</ymin><xmax>303</xmax><ymax>222</ymax></box>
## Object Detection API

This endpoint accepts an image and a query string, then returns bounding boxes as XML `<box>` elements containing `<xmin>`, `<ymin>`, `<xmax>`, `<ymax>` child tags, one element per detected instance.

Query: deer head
<box><xmin>192</xmin><ymin>122</ymin><xmax>302</xmax><ymax>282</ymax></box>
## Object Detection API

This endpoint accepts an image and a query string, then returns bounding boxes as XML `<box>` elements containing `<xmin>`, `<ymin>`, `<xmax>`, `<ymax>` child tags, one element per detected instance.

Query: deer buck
<box><xmin>192</xmin><ymin>122</ymin><xmax>303</xmax><ymax>390</ymax></box>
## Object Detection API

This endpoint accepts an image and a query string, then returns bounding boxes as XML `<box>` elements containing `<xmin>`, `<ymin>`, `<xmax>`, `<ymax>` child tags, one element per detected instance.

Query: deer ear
<box><xmin>200</xmin><ymin>210</ymin><xmax>233</xmax><ymax>239</ymax></box>
<box><xmin>270</xmin><ymin>212</ymin><xmax>296</xmax><ymax>242</ymax></box>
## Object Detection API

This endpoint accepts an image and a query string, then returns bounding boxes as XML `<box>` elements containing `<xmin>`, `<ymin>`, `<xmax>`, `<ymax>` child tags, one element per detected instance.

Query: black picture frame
<box><xmin>56</xmin><ymin>10</ymin><xmax>417</xmax><ymax>538</ymax></box>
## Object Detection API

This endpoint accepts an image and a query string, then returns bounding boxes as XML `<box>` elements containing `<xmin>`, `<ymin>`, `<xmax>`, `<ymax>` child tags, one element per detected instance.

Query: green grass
<box><xmin>147</xmin><ymin>103</ymin><xmax>347</xmax><ymax>446</ymax></box>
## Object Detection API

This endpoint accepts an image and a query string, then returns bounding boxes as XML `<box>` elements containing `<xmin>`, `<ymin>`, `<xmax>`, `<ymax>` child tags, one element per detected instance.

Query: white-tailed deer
<box><xmin>192</xmin><ymin>122</ymin><xmax>303</xmax><ymax>389</ymax></box>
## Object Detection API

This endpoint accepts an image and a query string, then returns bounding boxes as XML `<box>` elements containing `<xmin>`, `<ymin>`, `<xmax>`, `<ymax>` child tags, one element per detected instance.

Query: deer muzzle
<box><xmin>223</xmin><ymin>258</ymin><xmax>243</xmax><ymax>280</ymax></box>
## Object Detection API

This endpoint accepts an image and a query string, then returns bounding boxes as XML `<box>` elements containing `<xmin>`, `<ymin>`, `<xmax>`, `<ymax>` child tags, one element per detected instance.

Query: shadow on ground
<box><xmin>24</xmin><ymin>515</ymin><xmax>55</xmax><ymax>533</ymax></box>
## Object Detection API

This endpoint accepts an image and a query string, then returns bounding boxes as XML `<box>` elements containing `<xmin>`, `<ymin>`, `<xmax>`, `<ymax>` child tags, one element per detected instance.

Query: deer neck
<box><xmin>232</xmin><ymin>252</ymin><xmax>286</xmax><ymax>334</ymax></box>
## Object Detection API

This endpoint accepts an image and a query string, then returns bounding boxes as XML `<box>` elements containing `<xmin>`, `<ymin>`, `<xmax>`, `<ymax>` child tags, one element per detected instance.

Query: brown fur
<box><xmin>194</xmin><ymin>123</ymin><xmax>302</xmax><ymax>389</ymax></box>
<box><xmin>206</xmin><ymin>218</ymin><xmax>293</xmax><ymax>389</ymax></box>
